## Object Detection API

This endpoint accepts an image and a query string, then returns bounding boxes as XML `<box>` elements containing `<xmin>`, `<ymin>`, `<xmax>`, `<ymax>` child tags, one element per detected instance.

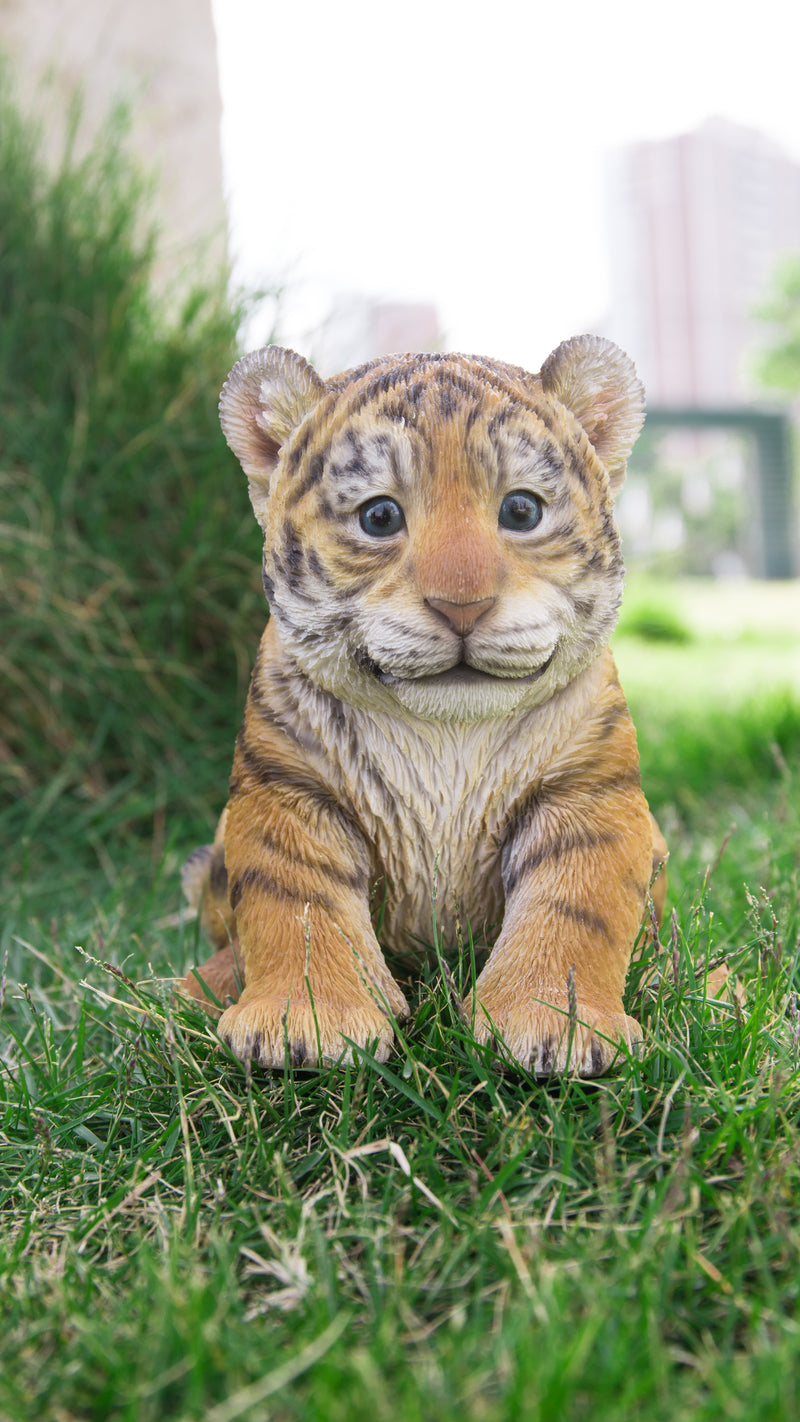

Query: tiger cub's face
<box><xmin>220</xmin><ymin>339</ymin><xmax>645</xmax><ymax>723</ymax></box>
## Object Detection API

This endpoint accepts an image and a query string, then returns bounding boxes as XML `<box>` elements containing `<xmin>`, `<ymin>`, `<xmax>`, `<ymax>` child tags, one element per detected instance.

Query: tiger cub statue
<box><xmin>179</xmin><ymin>335</ymin><xmax>667</xmax><ymax>1077</ymax></box>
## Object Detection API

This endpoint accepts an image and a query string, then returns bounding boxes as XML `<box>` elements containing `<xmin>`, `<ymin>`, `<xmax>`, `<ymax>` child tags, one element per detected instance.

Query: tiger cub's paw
<box><xmin>467</xmin><ymin>993</ymin><xmax>643</xmax><ymax>1078</ymax></box>
<box><xmin>217</xmin><ymin>979</ymin><xmax>408</xmax><ymax>1069</ymax></box>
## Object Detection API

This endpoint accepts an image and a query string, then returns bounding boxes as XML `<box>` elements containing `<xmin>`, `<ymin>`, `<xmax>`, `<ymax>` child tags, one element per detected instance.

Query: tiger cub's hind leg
<box><xmin>649</xmin><ymin>814</ymin><xmax>669</xmax><ymax>928</ymax></box>
<box><xmin>178</xmin><ymin>821</ymin><xmax>244</xmax><ymax>1014</ymax></box>
<box><xmin>180</xmin><ymin>943</ymin><xmax>244</xmax><ymax>1014</ymax></box>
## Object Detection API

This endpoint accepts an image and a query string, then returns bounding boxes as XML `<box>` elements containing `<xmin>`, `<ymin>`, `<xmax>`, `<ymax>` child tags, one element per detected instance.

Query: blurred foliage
<box><xmin>754</xmin><ymin>252</ymin><xmax>800</xmax><ymax>395</ymax></box>
<box><xmin>616</xmin><ymin>595</ymin><xmax>691</xmax><ymax>644</ymax></box>
<box><xmin>0</xmin><ymin>78</ymin><xmax>271</xmax><ymax>864</ymax></box>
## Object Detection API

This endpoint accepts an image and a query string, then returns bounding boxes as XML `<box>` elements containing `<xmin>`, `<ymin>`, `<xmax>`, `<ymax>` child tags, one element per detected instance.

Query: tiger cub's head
<box><xmin>219</xmin><ymin>337</ymin><xmax>644</xmax><ymax>723</ymax></box>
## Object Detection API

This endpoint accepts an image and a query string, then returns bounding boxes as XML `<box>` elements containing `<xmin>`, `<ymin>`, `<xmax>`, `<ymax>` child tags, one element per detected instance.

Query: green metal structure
<box><xmin>645</xmin><ymin>406</ymin><xmax>796</xmax><ymax>579</ymax></box>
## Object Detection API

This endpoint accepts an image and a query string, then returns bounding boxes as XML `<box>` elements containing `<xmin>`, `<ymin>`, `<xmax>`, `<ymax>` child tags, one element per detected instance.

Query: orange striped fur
<box><xmin>179</xmin><ymin>336</ymin><xmax>666</xmax><ymax>1075</ymax></box>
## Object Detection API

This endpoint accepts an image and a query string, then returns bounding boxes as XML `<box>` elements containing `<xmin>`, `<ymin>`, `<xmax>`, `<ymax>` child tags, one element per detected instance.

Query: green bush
<box><xmin>0</xmin><ymin>81</ymin><xmax>269</xmax><ymax>872</ymax></box>
<box><xmin>617</xmin><ymin>598</ymin><xmax>692</xmax><ymax>644</ymax></box>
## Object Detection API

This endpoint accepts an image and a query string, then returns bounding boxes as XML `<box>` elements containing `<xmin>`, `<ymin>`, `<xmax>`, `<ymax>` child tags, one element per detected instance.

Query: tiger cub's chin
<box><xmin>179</xmin><ymin>337</ymin><xmax>668</xmax><ymax>1079</ymax></box>
<box><xmin>370</xmin><ymin>658</ymin><xmax>558</xmax><ymax>723</ymax></box>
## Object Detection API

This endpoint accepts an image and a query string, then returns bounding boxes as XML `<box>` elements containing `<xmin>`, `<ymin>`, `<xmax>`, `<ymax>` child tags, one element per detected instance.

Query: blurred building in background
<box><xmin>0</xmin><ymin>0</ymin><xmax>227</xmax><ymax>282</ymax></box>
<box><xmin>606</xmin><ymin>118</ymin><xmax>800</xmax><ymax>578</ymax></box>
<box><xmin>606</xmin><ymin>117</ymin><xmax>800</xmax><ymax>404</ymax></box>
<box><xmin>315</xmin><ymin>296</ymin><xmax>442</xmax><ymax>374</ymax></box>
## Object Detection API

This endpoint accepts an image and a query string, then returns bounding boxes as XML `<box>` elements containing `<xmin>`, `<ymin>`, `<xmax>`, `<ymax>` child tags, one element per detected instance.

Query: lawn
<box><xmin>2</xmin><ymin>581</ymin><xmax>800</xmax><ymax>1422</ymax></box>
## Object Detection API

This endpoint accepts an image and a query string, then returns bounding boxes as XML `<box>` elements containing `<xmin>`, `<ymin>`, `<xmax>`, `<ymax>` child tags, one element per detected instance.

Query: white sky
<box><xmin>211</xmin><ymin>0</ymin><xmax>800</xmax><ymax>372</ymax></box>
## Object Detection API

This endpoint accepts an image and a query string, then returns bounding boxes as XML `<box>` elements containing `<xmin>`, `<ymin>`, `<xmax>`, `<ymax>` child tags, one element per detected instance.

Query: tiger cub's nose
<box><xmin>425</xmin><ymin>597</ymin><xmax>497</xmax><ymax>635</ymax></box>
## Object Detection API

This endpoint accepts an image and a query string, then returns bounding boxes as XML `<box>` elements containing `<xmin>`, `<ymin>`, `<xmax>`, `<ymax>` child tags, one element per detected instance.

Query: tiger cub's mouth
<box><xmin>356</xmin><ymin>648</ymin><xmax>557</xmax><ymax>689</ymax></box>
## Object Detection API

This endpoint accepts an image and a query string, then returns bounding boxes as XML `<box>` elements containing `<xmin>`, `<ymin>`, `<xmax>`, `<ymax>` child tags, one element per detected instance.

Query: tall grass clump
<box><xmin>0</xmin><ymin>78</ymin><xmax>267</xmax><ymax>899</ymax></box>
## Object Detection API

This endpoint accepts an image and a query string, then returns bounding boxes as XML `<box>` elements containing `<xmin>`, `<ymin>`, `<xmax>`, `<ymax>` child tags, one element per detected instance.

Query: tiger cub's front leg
<box><xmin>216</xmin><ymin>750</ymin><xmax>408</xmax><ymax>1068</ymax></box>
<box><xmin>467</xmin><ymin>758</ymin><xmax>654</xmax><ymax>1077</ymax></box>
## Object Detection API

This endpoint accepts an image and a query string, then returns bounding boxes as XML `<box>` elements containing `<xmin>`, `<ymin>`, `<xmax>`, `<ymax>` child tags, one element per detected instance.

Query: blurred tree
<box><xmin>755</xmin><ymin>254</ymin><xmax>800</xmax><ymax>395</ymax></box>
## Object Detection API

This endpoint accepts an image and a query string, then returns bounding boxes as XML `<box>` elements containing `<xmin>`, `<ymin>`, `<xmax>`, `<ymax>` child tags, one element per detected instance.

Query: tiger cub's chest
<box><xmin>326</xmin><ymin>709</ymin><xmax>551</xmax><ymax>958</ymax></box>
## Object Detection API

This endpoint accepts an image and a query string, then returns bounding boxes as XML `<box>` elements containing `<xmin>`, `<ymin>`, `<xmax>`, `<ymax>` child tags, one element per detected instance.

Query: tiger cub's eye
<box><xmin>498</xmin><ymin>490</ymin><xmax>543</xmax><ymax>532</ymax></box>
<box><xmin>358</xmin><ymin>496</ymin><xmax>405</xmax><ymax>537</ymax></box>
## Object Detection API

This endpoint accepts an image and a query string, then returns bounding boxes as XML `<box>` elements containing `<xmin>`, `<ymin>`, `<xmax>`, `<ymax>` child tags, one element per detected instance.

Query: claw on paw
<box><xmin>217</xmin><ymin>987</ymin><xmax>403</xmax><ymax>1070</ymax></box>
<box><xmin>467</xmin><ymin>996</ymin><xmax>642</xmax><ymax>1078</ymax></box>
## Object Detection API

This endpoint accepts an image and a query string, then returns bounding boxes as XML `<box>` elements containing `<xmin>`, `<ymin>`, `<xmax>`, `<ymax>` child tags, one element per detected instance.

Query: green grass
<box><xmin>3</xmin><ymin>592</ymin><xmax>800</xmax><ymax>1421</ymax></box>
<box><xmin>3</xmin><ymin>78</ymin><xmax>800</xmax><ymax>1422</ymax></box>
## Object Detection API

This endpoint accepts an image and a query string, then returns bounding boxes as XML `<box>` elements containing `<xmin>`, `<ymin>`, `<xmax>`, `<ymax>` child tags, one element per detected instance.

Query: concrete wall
<box><xmin>0</xmin><ymin>0</ymin><xmax>227</xmax><ymax>279</ymax></box>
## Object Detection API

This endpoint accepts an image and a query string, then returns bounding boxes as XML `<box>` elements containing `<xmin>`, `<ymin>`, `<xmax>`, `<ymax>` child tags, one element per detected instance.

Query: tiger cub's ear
<box><xmin>540</xmin><ymin>335</ymin><xmax>645</xmax><ymax>497</ymax></box>
<box><xmin>219</xmin><ymin>346</ymin><xmax>326</xmax><ymax>523</ymax></box>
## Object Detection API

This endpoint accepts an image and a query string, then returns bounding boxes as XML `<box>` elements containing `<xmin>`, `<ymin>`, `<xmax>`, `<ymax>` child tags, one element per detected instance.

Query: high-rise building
<box><xmin>606</xmin><ymin>117</ymin><xmax>800</xmax><ymax>405</ymax></box>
